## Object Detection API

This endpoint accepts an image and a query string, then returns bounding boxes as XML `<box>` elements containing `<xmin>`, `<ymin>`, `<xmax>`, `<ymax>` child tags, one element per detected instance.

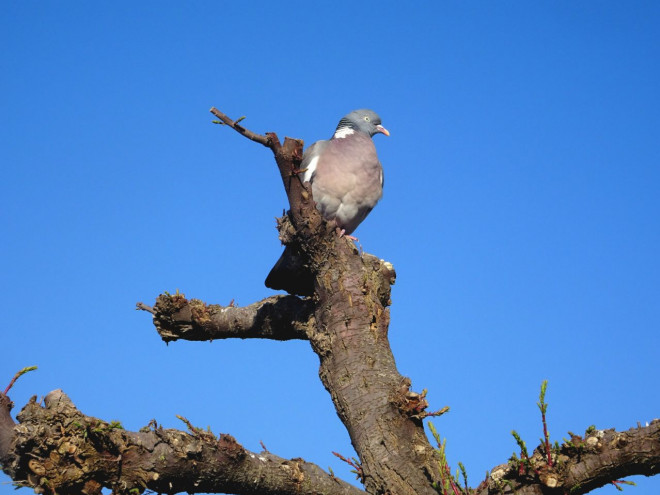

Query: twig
<box><xmin>537</xmin><ymin>380</ymin><xmax>553</xmax><ymax>467</ymax></box>
<box><xmin>428</xmin><ymin>422</ymin><xmax>462</xmax><ymax>495</ymax></box>
<box><xmin>511</xmin><ymin>430</ymin><xmax>531</xmax><ymax>475</ymax></box>
<box><xmin>175</xmin><ymin>415</ymin><xmax>215</xmax><ymax>440</ymax></box>
<box><xmin>332</xmin><ymin>451</ymin><xmax>364</xmax><ymax>482</ymax></box>
<box><xmin>136</xmin><ymin>302</ymin><xmax>155</xmax><ymax>314</ymax></box>
<box><xmin>4</xmin><ymin>366</ymin><xmax>38</xmax><ymax>395</ymax></box>
<box><xmin>209</xmin><ymin>107</ymin><xmax>273</xmax><ymax>148</ymax></box>
<box><xmin>611</xmin><ymin>479</ymin><xmax>636</xmax><ymax>491</ymax></box>
<box><xmin>425</xmin><ymin>405</ymin><xmax>450</xmax><ymax>418</ymax></box>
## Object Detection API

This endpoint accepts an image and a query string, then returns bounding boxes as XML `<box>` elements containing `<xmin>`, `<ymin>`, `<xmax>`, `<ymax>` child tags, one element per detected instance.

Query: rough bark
<box><xmin>2</xmin><ymin>109</ymin><xmax>659</xmax><ymax>495</ymax></box>
<box><xmin>303</xmin><ymin>233</ymin><xmax>440</xmax><ymax>495</ymax></box>
<box><xmin>136</xmin><ymin>294</ymin><xmax>314</xmax><ymax>342</ymax></box>
<box><xmin>214</xmin><ymin>109</ymin><xmax>443</xmax><ymax>494</ymax></box>
<box><xmin>0</xmin><ymin>390</ymin><xmax>363</xmax><ymax>495</ymax></box>
<box><xmin>476</xmin><ymin>420</ymin><xmax>660</xmax><ymax>495</ymax></box>
<box><xmin>2</xmin><ymin>388</ymin><xmax>659</xmax><ymax>495</ymax></box>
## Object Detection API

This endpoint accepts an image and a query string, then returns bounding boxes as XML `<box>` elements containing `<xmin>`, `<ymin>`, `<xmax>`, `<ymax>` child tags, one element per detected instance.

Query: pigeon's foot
<box><xmin>336</xmin><ymin>227</ymin><xmax>359</xmax><ymax>241</ymax></box>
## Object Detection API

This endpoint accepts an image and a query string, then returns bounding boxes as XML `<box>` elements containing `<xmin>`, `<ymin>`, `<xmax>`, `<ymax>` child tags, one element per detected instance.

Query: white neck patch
<box><xmin>333</xmin><ymin>127</ymin><xmax>355</xmax><ymax>139</ymax></box>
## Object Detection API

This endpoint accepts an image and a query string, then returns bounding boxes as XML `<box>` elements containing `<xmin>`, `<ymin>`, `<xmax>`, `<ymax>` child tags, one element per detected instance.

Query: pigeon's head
<box><xmin>334</xmin><ymin>109</ymin><xmax>390</xmax><ymax>139</ymax></box>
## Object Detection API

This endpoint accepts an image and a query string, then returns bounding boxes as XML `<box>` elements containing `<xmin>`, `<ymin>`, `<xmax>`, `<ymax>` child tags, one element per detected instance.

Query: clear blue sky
<box><xmin>2</xmin><ymin>3</ymin><xmax>659</xmax><ymax>494</ymax></box>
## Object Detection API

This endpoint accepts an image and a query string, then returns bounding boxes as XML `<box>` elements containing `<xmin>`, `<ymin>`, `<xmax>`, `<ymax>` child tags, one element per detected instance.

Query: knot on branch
<box><xmin>217</xmin><ymin>434</ymin><xmax>246</xmax><ymax>462</ymax></box>
<box><xmin>360</xmin><ymin>253</ymin><xmax>396</xmax><ymax>308</ymax></box>
<box><xmin>390</xmin><ymin>379</ymin><xmax>449</xmax><ymax>423</ymax></box>
<box><xmin>5</xmin><ymin>390</ymin><xmax>124</xmax><ymax>495</ymax></box>
<box><xmin>149</xmin><ymin>292</ymin><xmax>211</xmax><ymax>342</ymax></box>
<box><xmin>536</xmin><ymin>463</ymin><xmax>564</xmax><ymax>489</ymax></box>
<box><xmin>401</xmin><ymin>389</ymin><xmax>430</xmax><ymax>420</ymax></box>
<box><xmin>488</xmin><ymin>455</ymin><xmax>564</xmax><ymax>493</ymax></box>
<box><xmin>280</xmin><ymin>459</ymin><xmax>306</xmax><ymax>485</ymax></box>
<box><xmin>274</xmin><ymin>214</ymin><xmax>299</xmax><ymax>246</ymax></box>
<box><xmin>391</xmin><ymin>379</ymin><xmax>429</xmax><ymax>421</ymax></box>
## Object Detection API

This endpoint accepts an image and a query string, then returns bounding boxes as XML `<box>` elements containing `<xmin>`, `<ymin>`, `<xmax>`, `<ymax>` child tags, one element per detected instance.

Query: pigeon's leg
<box><xmin>336</xmin><ymin>227</ymin><xmax>359</xmax><ymax>242</ymax></box>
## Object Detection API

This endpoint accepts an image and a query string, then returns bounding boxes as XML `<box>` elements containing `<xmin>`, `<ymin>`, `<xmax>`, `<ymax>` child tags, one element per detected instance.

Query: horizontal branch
<box><xmin>479</xmin><ymin>420</ymin><xmax>660</xmax><ymax>495</ymax></box>
<box><xmin>137</xmin><ymin>293</ymin><xmax>314</xmax><ymax>342</ymax></box>
<box><xmin>563</xmin><ymin>421</ymin><xmax>660</xmax><ymax>493</ymax></box>
<box><xmin>0</xmin><ymin>389</ymin><xmax>364</xmax><ymax>495</ymax></box>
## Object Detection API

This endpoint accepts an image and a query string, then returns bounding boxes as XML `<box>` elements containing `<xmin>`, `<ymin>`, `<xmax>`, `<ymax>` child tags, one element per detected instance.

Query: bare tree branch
<box><xmin>209</xmin><ymin>107</ymin><xmax>273</xmax><ymax>148</ymax></box>
<box><xmin>0</xmin><ymin>390</ymin><xmax>364</xmax><ymax>495</ymax></box>
<box><xmin>2</xmin><ymin>389</ymin><xmax>658</xmax><ymax>495</ymax></box>
<box><xmin>478</xmin><ymin>420</ymin><xmax>660</xmax><ymax>495</ymax></box>
<box><xmin>137</xmin><ymin>293</ymin><xmax>314</xmax><ymax>342</ymax></box>
<box><xmin>135</xmin><ymin>302</ymin><xmax>155</xmax><ymax>314</ymax></box>
<box><xmin>563</xmin><ymin>420</ymin><xmax>660</xmax><ymax>493</ymax></box>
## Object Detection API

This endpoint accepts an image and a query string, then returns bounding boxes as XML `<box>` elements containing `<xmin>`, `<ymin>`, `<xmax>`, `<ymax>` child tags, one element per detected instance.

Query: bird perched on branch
<box><xmin>265</xmin><ymin>109</ymin><xmax>389</xmax><ymax>296</ymax></box>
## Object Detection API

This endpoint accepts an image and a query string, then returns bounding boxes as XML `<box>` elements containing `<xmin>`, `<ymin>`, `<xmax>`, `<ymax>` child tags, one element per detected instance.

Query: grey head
<box><xmin>333</xmin><ymin>109</ymin><xmax>390</xmax><ymax>138</ymax></box>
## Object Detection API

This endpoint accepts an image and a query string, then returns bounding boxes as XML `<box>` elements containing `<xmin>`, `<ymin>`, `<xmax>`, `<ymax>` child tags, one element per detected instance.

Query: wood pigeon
<box><xmin>265</xmin><ymin>109</ymin><xmax>389</xmax><ymax>296</ymax></box>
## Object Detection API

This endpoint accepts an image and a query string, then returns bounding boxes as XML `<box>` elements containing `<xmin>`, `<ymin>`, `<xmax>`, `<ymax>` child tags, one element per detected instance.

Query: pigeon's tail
<box><xmin>265</xmin><ymin>247</ymin><xmax>315</xmax><ymax>297</ymax></box>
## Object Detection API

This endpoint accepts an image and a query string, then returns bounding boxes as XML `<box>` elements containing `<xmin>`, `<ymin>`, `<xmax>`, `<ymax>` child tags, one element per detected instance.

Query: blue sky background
<box><xmin>2</xmin><ymin>3</ymin><xmax>659</xmax><ymax>494</ymax></box>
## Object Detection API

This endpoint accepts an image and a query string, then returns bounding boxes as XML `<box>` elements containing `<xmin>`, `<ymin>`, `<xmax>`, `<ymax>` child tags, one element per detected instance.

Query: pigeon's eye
<box><xmin>364</xmin><ymin>116</ymin><xmax>370</xmax><ymax>122</ymax></box>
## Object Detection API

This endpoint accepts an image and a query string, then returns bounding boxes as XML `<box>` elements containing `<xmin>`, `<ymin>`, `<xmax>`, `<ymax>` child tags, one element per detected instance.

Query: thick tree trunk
<box><xmin>306</xmin><ymin>237</ymin><xmax>439</xmax><ymax>495</ymax></box>
<box><xmin>257</xmin><ymin>121</ymin><xmax>443</xmax><ymax>494</ymax></box>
